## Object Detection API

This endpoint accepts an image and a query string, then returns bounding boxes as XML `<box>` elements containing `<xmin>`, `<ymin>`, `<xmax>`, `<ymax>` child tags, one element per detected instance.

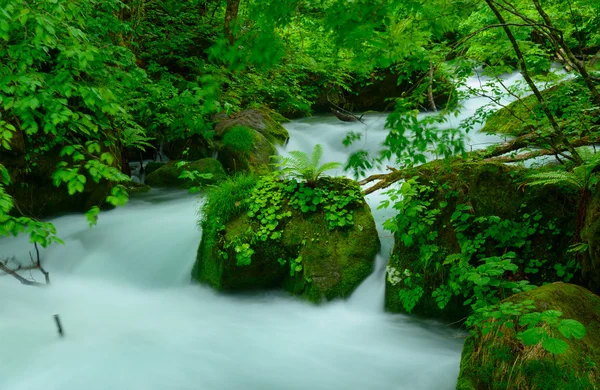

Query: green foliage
<box><xmin>202</xmin><ymin>167</ymin><xmax>362</xmax><ymax>267</ymax></box>
<box><xmin>384</xmin><ymin>176</ymin><xmax>578</xmax><ymax>320</ymax></box>
<box><xmin>274</xmin><ymin>144</ymin><xmax>343</xmax><ymax>187</ymax></box>
<box><xmin>527</xmin><ymin>149</ymin><xmax>600</xmax><ymax>193</ymax></box>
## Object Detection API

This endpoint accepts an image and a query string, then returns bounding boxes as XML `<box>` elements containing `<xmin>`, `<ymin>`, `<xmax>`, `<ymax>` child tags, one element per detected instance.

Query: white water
<box><xmin>0</xmin><ymin>70</ymin><xmax>554</xmax><ymax>389</ymax></box>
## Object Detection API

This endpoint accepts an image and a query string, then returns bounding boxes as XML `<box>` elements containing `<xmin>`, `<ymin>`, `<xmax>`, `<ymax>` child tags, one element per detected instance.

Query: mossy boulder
<box><xmin>217</xmin><ymin>128</ymin><xmax>276</xmax><ymax>175</ymax></box>
<box><xmin>213</xmin><ymin>108</ymin><xmax>289</xmax><ymax>174</ymax></box>
<box><xmin>192</xmin><ymin>176</ymin><xmax>380</xmax><ymax>302</ymax></box>
<box><xmin>385</xmin><ymin>161</ymin><xmax>578</xmax><ymax>320</ymax></box>
<box><xmin>214</xmin><ymin>108</ymin><xmax>289</xmax><ymax>146</ymax></box>
<box><xmin>481</xmin><ymin>78</ymin><xmax>600</xmax><ymax>137</ymax></box>
<box><xmin>144</xmin><ymin>161</ymin><xmax>165</xmax><ymax>177</ymax></box>
<box><xmin>457</xmin><ymin>283</ymin><xmax>600</xmax><ymax>390</ymax></box>
<box><xmin>145</xmin><ymin>158</ymin><xmax>226</xmax><ymax>189</ymax></box>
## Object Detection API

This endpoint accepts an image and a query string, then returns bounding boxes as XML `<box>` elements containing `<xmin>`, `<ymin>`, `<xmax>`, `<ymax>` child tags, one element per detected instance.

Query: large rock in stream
<box><xmin>457</xmin><ymin>282</ymin><xmax>600</xmax><ymax>390</ymax></box>
<box><xmin>192</xmin><ymin>176</ymin><xmax>380</xmax><ymax>302</ymax></box>
<box><xmin>213</xmin><ymin>108</ymin><xmax>289</xmax><ymax>174</ymax></box>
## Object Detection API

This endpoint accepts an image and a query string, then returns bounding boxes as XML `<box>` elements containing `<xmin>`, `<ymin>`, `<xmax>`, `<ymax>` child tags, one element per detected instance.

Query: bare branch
<box><xmin>0</xmin><ymin>261</ymin><xmax>46</xmax><ymax>287</ymax></box>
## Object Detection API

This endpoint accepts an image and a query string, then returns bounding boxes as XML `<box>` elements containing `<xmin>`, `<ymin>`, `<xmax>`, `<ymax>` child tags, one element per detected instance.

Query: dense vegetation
<box><xmin>1</xmin><ymin>0</ymin><xmax>600</xmax><ymax>388</ymax></box>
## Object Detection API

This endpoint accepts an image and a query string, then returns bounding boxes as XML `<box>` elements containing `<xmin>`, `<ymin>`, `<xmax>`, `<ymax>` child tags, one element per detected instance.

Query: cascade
<box><xmin>1</xmin><ymin>70</ymin><xmax>552</xmax><ymax>389</ymax></box>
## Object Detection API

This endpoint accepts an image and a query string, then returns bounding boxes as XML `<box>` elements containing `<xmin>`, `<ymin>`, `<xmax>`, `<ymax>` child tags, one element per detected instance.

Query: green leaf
<box><xmin>558</xmin><ymin>319</ymin><xmax>586</xmax><ymax>340</ymax></box>
<box><xmin>520</xmin><ymin>327</ymin><xmax>546</xmax><ymax>346</ymax></box>
<box><xmin>542</xmin><ymin>338</ymin><xmax>569</xmax><ymax>355</ymax></box>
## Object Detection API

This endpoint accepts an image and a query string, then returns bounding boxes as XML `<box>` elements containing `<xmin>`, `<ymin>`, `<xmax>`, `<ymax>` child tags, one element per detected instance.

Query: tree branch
<box><xmin>0</xmin><ymin>261</ymin><xmax>46</xmax><ymax>287</ymax></box>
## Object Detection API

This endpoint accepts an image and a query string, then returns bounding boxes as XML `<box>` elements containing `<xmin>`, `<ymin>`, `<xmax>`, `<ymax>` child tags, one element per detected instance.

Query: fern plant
<box><xmin>274</xmin><ymin>144</ymin><xmax>343</xmax><ymax>187</ymax></box>
<box><xmin>527</xmin><ymin>148</ymin><xmax>600</xmax><ymax>242</ymax></box>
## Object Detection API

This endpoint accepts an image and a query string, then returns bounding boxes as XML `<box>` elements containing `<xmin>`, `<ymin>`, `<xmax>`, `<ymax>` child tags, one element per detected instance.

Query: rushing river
<box><xmin>0</xmin><ymin>69</ymin><xmax>556</xmax><ymax>389</ymax></box>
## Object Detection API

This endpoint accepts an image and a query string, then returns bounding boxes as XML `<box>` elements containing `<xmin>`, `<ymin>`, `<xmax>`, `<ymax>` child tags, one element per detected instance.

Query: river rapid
<box><xmin>0</xmin><ymin>69</ymin><xmax>551</xmax><ymax>389</ymax></box>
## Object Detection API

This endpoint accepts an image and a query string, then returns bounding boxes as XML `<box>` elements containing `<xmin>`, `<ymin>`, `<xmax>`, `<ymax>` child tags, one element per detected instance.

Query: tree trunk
<box><xmin>484</xmin><ymin>0</ymin><xmax>583</xmax><ymax>165</ymax></box>
<box><xmin>428</xmin><ymin>61</ymin><xmax>437</xmax><ymax>112</ymax></box>
<box><xmin>224</xmin><ymin>0</ymin><xmax>240</xmax><ymax>45</ymax></box>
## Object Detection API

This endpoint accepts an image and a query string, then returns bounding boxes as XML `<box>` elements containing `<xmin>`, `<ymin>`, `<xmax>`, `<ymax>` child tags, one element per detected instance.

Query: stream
<box><xmin>0</xmin><ymin>69</ymin><xmax>556</xmax><ymax>389</ymax></box>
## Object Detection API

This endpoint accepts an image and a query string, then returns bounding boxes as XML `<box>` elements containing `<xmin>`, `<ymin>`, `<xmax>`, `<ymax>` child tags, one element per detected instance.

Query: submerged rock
<box><xmin>457</xmin><ymin>283</ymin><xmax>600</xmax><ymax>390</ymax></box>
<box><xmin>145</xmin><ymin>158</ymin><xmax>226</xmax><ymax>189</ymax></box>
<box><xmin>192</xmin><ymin>176</ymin><xmax>380</xmax><ymax>302</ymax></box>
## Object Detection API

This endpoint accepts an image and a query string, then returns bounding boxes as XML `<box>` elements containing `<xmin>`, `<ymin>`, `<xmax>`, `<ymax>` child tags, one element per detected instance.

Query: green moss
<box><xmin>218</xmin><ymin>130</ymin><xmax>276</xmax><ymax>175</ymax></box>
<box><xmin>215</xmin><ymin>108</ymin><xmax>289</xmax><ymax>146</ymax></box>
<box><xmin>221</xmin><ymin>126</ymin><xmax>254</xmax><ymax>154</ymax></box>
<box><xmin>191</xmin><ymin>174</ymin><xmax>259</xmax><ymax>286</ymax></box>
<box><xmin>145</xmin><ymin>158</ymin><xmax>226</xmax><ymax>189</ymax></box>
<box><xmin>457</xmin><ymin>283</ymin><xmax>600</xmax><ymax>390</ymax></box>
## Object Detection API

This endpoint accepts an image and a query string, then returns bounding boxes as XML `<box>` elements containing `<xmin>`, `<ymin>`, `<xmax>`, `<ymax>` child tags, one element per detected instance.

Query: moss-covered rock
<box><xmin>457</xmin><ymin>283</ymin><xmax>600</xmax><ymax>390</ymax></box>
<box><xmin>217</xmin><ymin>129</ymin><xmax>276</xmax><ymax>175</ymax></box>
<box><xmin>213</xmin><ymin>108</ymin><xmax>289</xmax><ymax>174</ymax></box>
<box><xmin>145</xmin><ymin>158</ymin><xmax>226</xmax><ymax>189</ymax></box>
<box><xmin>144</xmin><ymin>161</ymin><xmax>165</xmax><ymax>177</ymax></box>
<box><xmin>192</xmin><ymin>176</ymin><xmax>380</xmax><ymax>302</ymax></box>
<box><xmin>385</xmin><ymin>161</ymin><xmax>579</xmax><ymax>320</ymax></box>
<box><xmin>214</xmin><ymin>108</ymin><xmax>289</xmax><ymax>146</ymax></box>
<box><xmin>481</xmin><ymin>78</ymin><xmax>599</xmax><ymax>137</ymax></box>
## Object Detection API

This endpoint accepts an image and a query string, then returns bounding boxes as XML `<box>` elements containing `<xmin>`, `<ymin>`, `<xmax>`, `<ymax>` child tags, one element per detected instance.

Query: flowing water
<box><xmin>0</xmin><ymin>70</ymin><xmax>559</xmax><ymax>389</ymax></box>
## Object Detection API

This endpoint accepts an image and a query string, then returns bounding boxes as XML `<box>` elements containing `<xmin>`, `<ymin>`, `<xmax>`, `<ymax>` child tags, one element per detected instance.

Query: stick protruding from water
<box><xmin>54</xmin><ymin>314</ymin><xmax>64</xmax><ymax>337</ymax></box>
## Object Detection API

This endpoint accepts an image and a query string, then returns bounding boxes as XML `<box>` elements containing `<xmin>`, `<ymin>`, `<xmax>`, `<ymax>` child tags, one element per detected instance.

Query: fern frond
<box><xmin>310</xmin><ymin>144</ymin><xmax>324</xmax><ymax>170</ymax></box>
<box><xmin>527</xmin><ymin>171</ymin><xmax>583</xmax><ymax>190</ymax></box>
<box><xmin>287</xmin><ymin>150</ymin><xmax>311</xmax><ymax>171</ymax></box>
<box><xmin>316</xmin><ymin>161</ymin><xmax>343</xmax><ymax>176</ymax></box>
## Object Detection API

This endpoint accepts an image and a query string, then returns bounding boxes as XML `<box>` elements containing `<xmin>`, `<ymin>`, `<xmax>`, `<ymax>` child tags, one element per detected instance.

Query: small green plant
<box><xmin>517</xmin><ymin>310</ymin><xmax>586</xmax><ymax>357</ymax></box>
<box><xmin>222</xmin><ymin>126</ymin><xmax>254</xmax><ymax>154</ymax></box>
<box><xmin>176</xmin><ymin>161</ymin><xmax>214</xmax><ymax>193</ymax></box>
<box><xmin>274</xmin><ymin>144</ymin><xmax>343</xmax><ymax>187</ymax></box>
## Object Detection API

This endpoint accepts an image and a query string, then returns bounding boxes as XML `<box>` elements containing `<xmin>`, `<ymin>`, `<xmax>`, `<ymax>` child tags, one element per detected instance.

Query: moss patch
<box><xmin>145</xmin><ymin>158</ymin><xmax>226</xmax><ymax>189</ymax></box>
<box><xmin>217</xmin><ymin>129</ymin><xmax>276</xmax><ymax>175</ymax></box>
<box><xmin>457</xmin><ymin>283</ymin><xmax>600</xmax><ymax>390</ymax></box>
